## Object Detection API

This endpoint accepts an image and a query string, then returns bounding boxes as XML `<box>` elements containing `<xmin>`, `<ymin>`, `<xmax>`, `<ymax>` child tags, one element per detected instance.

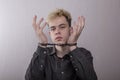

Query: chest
<box><xmin>45</xmin><ymin>55</ymin><xmax>76</xmax><ymax>80</ymax></box>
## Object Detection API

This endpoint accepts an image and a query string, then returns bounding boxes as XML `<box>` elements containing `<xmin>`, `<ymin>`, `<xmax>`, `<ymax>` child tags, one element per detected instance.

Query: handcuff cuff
<box><xmin>38</xmin><ymin>43</ymin><xmax>77</xmax><ymax>46</ymax></box>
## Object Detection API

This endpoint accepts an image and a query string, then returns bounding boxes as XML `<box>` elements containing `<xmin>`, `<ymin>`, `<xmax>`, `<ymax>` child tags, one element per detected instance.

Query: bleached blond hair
<box><xmin>47</xmin><ymin>9</ymin><xmax>72</xmax><ymax>27</ymax></box>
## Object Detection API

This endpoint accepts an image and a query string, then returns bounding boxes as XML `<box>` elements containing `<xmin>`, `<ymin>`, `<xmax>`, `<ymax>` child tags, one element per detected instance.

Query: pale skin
<box><xmin>32</xmin><ymin>15</ymin><xmax>85</xmax><ymax>58</ymax></box>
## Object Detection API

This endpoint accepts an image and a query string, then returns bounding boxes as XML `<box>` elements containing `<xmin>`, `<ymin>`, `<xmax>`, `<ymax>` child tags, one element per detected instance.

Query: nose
<box><xmin>55</xmin><ymin>27</ymin><xmax>61</xmax><ymax>35</ymax></box>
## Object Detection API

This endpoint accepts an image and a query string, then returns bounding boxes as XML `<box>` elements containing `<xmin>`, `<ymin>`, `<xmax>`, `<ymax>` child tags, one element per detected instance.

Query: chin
<box><xmin>54</xmin><ymin>41</ymin><xmax>66</xmax><ymax>44</ymax></box>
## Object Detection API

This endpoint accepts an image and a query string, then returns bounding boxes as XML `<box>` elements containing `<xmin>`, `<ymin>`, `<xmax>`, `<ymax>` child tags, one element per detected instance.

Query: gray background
<box><xmin>0</xmin><ymin>0</ymin><xmax>120</xmax><ymax>80</ymax></box>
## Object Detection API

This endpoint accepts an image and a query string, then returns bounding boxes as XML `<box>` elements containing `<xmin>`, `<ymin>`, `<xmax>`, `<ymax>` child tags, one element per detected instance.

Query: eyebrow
<box><xmin>59</xmin><ymin>23</ymin><xmax>66</xmax><ymax>27</ymax></box>
<box><xmin>50</xmin><ymin>23</ymin><xmax>66</xmax><ymax>28</ymax></box>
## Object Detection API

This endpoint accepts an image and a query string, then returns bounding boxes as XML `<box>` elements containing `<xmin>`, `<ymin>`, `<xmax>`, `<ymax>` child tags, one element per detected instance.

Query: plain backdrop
<box><xmin>0</xmin><ymin>0</ymin><xmax>120</xmax><ymax>80</ymax></box>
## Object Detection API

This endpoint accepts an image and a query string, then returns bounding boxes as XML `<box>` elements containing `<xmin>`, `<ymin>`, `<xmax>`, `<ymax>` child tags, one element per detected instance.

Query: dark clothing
<box><xmin>25</xmin><ymin>46</ymin><xmax>97</xmax><ymax>80</ymax></box>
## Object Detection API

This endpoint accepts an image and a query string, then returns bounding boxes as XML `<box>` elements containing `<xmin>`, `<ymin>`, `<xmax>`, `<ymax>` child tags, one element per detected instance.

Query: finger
<box><xmin>41</xmin><ymin>22</ymin><xmax>47</xmax><ymax>30</ymax></box>
<box><xmin>81</xmin><ymin>16</ymin><xmax>85</xmax><ymax>29</ymax></box>
<box><xmin>73</xmin><ymin>21</ymin><xmax>78</xmax><ymax>32</ymax></box>
<box><xmin>32</xmin><ymin>15</ymin><xmax>37</xmax><ymax>25</ymax></box>
<box><xmin>78</xmin><ymin>16</ymin><xmax>82</xmax><ymax>27</ymax></box>
<box><xmin>74</xmin><ymin>17</ymin><xmax>80</xmax><ymax>33</ymax></box>
<box><xmin>78</xmin><ymin>16</ymin><xmax>84</xmax><ymax>32</ymax></box>
<box><xmin>32</xmin><ymin>15</ymin><xmax>37</xmax><ymax>30</ymax></box>
<box><xmin>37</xmin><ymin>18</ymin><xmax>44</xmax><ymax>27</ymax></box>
<box><xmin>76</xmin><ymin>16</ymin><xmax>82</xmax><ymax>35</ymax></box>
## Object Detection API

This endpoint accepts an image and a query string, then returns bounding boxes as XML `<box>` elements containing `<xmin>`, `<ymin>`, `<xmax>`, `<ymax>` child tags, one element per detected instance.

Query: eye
<box><xmin>60</xmin><ymin>25</ymin><xmax>65</xmax><ymax>29</ymax></box>
<box><xmin>50</xmin><ymin>27</ymin><xmax>55</xmax><ymax>31</ymax></box>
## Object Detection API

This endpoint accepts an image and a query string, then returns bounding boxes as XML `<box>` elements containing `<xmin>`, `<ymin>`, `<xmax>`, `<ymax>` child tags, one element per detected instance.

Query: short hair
<box><xmin>47</xmin><ymin>9</ymin><xmax>72</xmax><ymax>27</ymax></box>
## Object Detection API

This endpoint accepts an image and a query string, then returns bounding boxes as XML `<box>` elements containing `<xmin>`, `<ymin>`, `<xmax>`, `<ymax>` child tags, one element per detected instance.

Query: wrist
<box><xmin>38</xmin><ymin>42</ymin><xmax>47</xmax><ymax>48</ymax></box>
<box><xmin>70</xmin><ymin>45</ymin><xmax>77</xmax><ymax>51</ymax></box>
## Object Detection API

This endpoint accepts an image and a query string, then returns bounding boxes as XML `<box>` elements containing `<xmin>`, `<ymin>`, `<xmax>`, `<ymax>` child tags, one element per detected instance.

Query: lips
<box><xmin>55</xmin><ymin>36</ymin><xmax>63</xmax><ymax>40</ymax></box>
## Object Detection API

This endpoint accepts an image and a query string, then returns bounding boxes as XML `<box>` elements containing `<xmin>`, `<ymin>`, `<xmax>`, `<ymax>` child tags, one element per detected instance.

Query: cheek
<box><xmin>68</xmin><ymin>27</ymin><xmax>73</xmax><ymax>35</ymax></box>
<box><xmin>63</xmin><ymin>30</ymin><xmax>70</xmax><ymax>38</ymax></box>
<box><xmin>49</xmin><ymin>32</ymin><xmax>55</xmax><ymax>40</ymax></box>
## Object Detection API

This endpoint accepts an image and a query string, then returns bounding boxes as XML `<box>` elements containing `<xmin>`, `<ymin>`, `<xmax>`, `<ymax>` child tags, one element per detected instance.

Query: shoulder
<box><xmin>79</xmin><ymin>47</ymin><xmax>91</xmax><ymax>54</ymax></box>
<box><xmin>35</xmin><ymin>46</ymin><xmax>54</xmax><ymax>55</ymax></box>
<box><xmin>73</xmin><ymin>47</ymin><xmax>92</xmax><ymax>57</ymax></box>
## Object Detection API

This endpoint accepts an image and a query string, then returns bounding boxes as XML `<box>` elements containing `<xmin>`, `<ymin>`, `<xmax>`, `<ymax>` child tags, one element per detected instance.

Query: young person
<box><xmin>25</xmin><ymin>9</ymin><xmax>97</xmax><ymax>80</ymax></box>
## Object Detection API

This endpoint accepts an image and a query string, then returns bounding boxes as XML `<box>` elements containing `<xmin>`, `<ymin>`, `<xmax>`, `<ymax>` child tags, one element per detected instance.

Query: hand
<box><xmin>32</xmin><ymin>15</ymin><xmax>48</xmax><ymax>44</ymax></box>
<box><xmin>68</xmin><ymin>16</ymin><xmax>85</xmax><ymax>44</ymax></box>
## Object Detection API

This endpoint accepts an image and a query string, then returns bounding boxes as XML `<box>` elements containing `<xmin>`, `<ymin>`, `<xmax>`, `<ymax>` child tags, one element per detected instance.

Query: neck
<box><xmin>55</xmin><ymin>45</ymin><xmax>70</xmax><ymax>58</ymax></box>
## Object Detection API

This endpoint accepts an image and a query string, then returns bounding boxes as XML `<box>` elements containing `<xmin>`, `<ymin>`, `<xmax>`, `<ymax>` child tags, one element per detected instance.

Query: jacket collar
<box><xmin>49</xmin><ymin>46</ymin><xmax>56</xmax><ymax>56</ymax></box>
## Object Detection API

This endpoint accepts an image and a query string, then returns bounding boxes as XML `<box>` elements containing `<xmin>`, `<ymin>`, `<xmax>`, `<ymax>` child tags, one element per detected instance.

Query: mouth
<box><xmin>55</xmin><ymin>37</ymin><xmax>63</xmax><ymax>41</ymax></box>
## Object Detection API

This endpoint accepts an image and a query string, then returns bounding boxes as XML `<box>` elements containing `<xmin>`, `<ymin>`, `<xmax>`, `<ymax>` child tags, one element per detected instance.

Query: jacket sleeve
<box><xmin>68</xmin><ymin>47</ymin><xmax>98</xmax><ymax>80</ymax></box>
<box><xmin>25</xmin><ymin>46</ymin><xmax>49</xmax><ymax>80</ymax></box>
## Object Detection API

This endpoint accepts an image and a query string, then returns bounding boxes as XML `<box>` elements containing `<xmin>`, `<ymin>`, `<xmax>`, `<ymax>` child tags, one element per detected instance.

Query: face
<box><xmin>48</xmin><ymin>16</ymin><xmax>72</xmax><ymax>44</ymax></box>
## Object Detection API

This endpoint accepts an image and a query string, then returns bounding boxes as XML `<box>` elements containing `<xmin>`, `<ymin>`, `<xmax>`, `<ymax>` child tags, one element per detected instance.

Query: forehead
<box><xmin>48</xmin><ymin>16</ymin><xmax>68</xmax><ymax>27</ymax></box>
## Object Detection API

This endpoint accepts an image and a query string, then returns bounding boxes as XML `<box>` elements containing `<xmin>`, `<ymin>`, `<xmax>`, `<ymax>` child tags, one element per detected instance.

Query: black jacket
<box><xmin>25</xmin><ymin>46</ymin><xmax>97</xmax><ymax>80</ymax></box>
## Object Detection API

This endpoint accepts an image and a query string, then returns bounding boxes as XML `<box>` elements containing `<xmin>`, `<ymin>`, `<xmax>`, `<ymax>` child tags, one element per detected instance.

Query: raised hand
<box><xmin>32</xmin><ymin>15</ymin><xmax>48</xmax><ymax>44</ymax></box>
<box><xmin>68</xmin><ymin>16</ymin><xmax>85</xmax><ymax>44</ymax></box>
